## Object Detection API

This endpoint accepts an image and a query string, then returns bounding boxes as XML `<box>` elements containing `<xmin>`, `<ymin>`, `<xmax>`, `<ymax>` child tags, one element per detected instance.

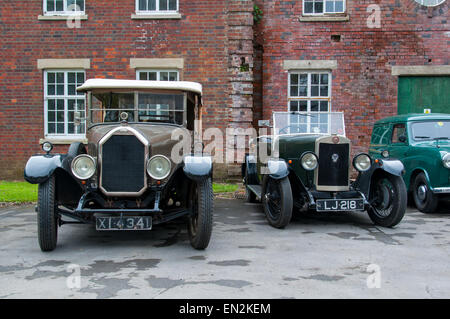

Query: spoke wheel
<box><xmin>368</xmin><ymin>173</ymin><xmax>407</xmax><ymax>227</ymax></box>
<box><xmin>262</xmin><ymin>176</ymin><xmax>293</xmax><ymax>229</ymax></box>
<box><xmin>187</xmin><ymin>178</ymin><xmax>213</xmax><ymax>250</ymax></box>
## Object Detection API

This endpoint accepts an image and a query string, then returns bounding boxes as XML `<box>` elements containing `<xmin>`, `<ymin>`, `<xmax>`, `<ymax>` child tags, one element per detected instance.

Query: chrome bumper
<box><xmin>433</xmin><ymin>187</ymin><xmax>450</xmax><ymax>194</ymax></box>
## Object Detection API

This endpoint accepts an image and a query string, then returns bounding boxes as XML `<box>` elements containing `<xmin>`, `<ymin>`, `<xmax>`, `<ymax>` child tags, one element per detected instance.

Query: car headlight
<box><xmin>71</xmin><ymin>155</ymin><xmax>96</xmax><ymax>180</ymax></box>
<box><xmin>300</xmin><ymin>152</ymin><xmax>318</xmax><ymax>171</ymax></box>
<box><xmin>147</xmin><ymin>155</ymin><xmax>171</xmax><ymax>180</ymax></box>
<box><xmin>442</xmin><ymin>153</ymin><xmax>450</xmax><ymax>169</ymax></box>
<box><xmin>353</xmin><ymin>153</ymin><xmax>372</xmax><ymax>172</ymax></box>
<box><xmin>42</xmin><ymin>142</ymin><xmax>53</xmax><ymax>153</ymax></box>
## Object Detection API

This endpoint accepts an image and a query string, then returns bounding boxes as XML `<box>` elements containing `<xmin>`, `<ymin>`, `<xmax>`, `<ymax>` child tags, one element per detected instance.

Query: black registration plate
<box><xmin>96</xmin><ymin>216</ymin><xmax>152</xmax><ymax>231</ymax></box>
<box><xmin>316</xmin><ymin>199</ymin><xmax>364</xmax><ymax>212</ymax></box>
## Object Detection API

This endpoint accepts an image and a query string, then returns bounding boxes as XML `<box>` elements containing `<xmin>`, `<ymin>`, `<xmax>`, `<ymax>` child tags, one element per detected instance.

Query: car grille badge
<box><xmin>332</xmin><ymin>153</ymin><xmax>339</xmax><ymax>163</ymax></box>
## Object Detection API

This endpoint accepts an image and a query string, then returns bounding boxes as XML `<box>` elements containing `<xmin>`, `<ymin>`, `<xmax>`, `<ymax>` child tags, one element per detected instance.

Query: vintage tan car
<box><xmin>25</xmin><ymin>79</ymin><xmax>213</xmax><ymax>251</ymax></box>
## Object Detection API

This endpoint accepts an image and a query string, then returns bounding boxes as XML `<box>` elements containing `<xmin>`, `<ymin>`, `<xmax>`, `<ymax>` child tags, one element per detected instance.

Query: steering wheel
<box><xmin>279</xmin><ymin>125</ymin><xmax>304</xmax><ymax>135</ymax></box>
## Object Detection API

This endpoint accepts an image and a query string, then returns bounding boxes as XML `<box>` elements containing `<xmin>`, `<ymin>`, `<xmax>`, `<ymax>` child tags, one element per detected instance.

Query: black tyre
<box><xmin>244</xmin><ymin>170</ymin><xmax>258</xmax><ymax>203</ymax></box>
<box><xmin>412</xmin><ymin>173</ymin><xmax>439</xmax><ymax>214</ymax></box>
<box><xmin>37</xmin><ymin>175</ymin><xmax>58</xmax><ymax>252</ymax></box>
<box><xmin>262</xmin><ymin>176</ymin><xmax>293</xmax><ymax>228</ymax></box>
<box><xmin>368</xmin><ymin>173</ymin><xmax>407</xmax><ymax>227</ymax></box>
<box><xmin>187</xmin><ymin>178</ymin><xmax>214</xmax><ymax>250</ymax></box>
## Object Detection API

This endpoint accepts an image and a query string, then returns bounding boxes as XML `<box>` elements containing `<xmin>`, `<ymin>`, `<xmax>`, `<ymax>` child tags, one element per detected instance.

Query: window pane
<box><xmin>311</xmin><ymin>86</ymin><xmax>319</xmax><ymax>96</ymax></box>
<box><xmin>299</xmin><ymin>74</ymin><xmax>308</xmax><ymax>85</ymax></box>
<box><xmin>299</xmin><ymin>86</ymin><xmax>307</xmax><ymax>97</ymax></box>
<box><xmin>48</xmin><ymin>100</ymin><xmax>55</xmax><ymax>110</ymax></box>
<box><xmin>76</xmin><ymin>0</ymin><xmax>84</xmax><ymax>11</ymax></box>
<box><xmin>56</xmin><ymin>72</ymin><xmax>64</xmax><ymax>83</ymax></box>
<box><xmin>311</xmin><ymin>74</ymin><xmax>319</xmax><ymax>84</ymax></box>
<box><xmin>148</xmin><ymin>72</ymin><xmax>157</xmax><ymax>80</ymax></box>
<box><xmin>57</xmin><ymin>85</ymin><xmax>64</xmax><ymax>95</ymax></box>
<box><xmin>139</xmin><ymin>0</ymin><xmax>147</xmax><ymax>10</ymax></box>
<box><xmin>55</xmin><ymin>0</ymin><xmax>64</xmax><ymax>11</ymax></box>
<box><xmin>48</xmin><ymin>123</ymin><xmax>55</xmax><ymax>134</ymax></box>
<box><xmin>169</xmin><ymin>72</ymin><xmax>178</xmax><ymax>81</ymax></box>
<box><xmin>320</xmin><ymin>74</ymin><xmax>328</xmax><ymax>85</ymax></box>
<box><xmin>314</xmin><ymin>1</ymin><xmax>323</xmax><ymax>13</ymax></box>
<box><xmin>57</xmin><ymin>99</ymin><xmax>64</xmax><ymax>110</ymax></box>
<box><xmin>47</xmin><ymin>72</ymin><xmax>55</xmax><ymax>83</ymax></box>
<box><xmin>290</xmin><ymin>85</ymin><xmax>298</xmax><ymax>97</ymax></box>
<box><xmin>311</xmin><ymin>101</ymin><xmax>319</xmax><ymax>112</ymax></box>
<box><xmin>160</xmin><ymin>0</ymin><xmax>168</xmax><ymax>11</ymax></box>
<box><xmin>149</xmin><ymin>0</ymin><xmax>156</xmax><ymax>10</ymax></box>
<box><xmin>320</xmin><ymin>85</ymin><xmax>328</xmax><ymax>97</ymax></box>
<box><xmin>48</xmin><ymin>111</ymin><xmax>55</xmax><ymax>122</ymax></box>
<box><xmin>169</xmin><ymin>0</ymin><xmax>177</xmax><ymax>11</ymax></box>
<box><xmin>290</xmin><ymin>101</ymin><xmax>299</xmax><ymax>112</ymax></box>
<box><xmin>77</xmin><ymin>72</ymin><xmax>84</xmax><ymax>83</ymax></box>
<box><xmin>57</xmin><ymin>123</ymin><xmax>64</xmax><ymax>134</ymax></box>
<box><xmin>290</xmin><ymin>74</ymin><xmax>298</xmax><ymax>85</ymax></box>
<box><xmin>68</xmin><ymin>72</ymin><xmax>75</xmax><ymax>83</ymax></box>
<box><xmin>139</xmin><ymin>72</ymin><xmax>148</xmax><ymax>80</ymax></box>
<box><xmin>325</xmin><ymin>1</ymin><xmax>334</xmax><ymax>13</ymax></box>
<box><xmin>299</xmin><ymin>101</ymin><xmax>308</xmax><ymax>112</ymax></box>
<box><xmin>335</xmin><ymin>1</ymin><xmax>343</xmax><ymax>12</ymax></box>
<box><xmin>304</xmin><ymin>1</ymin><xmax>314</xmax><ymax>14</ymax></box>
<box><xmin>160</xmin><ymin>72</ymin><xmax>169</xmax><ymax>81</ymax></box>
<box><xmin>68</xmin><ymin>85</ymin><xmax>76</xmax><ymax>96</ymax></box>
<box><xmin>48</xmin><ymin>85</ymin><xmax>55</xmax><ymax>95</ymax></box>
<box><xmin>320</xmin><ymin>101</ymin><xmax>329</xmax><ymax>112</ymax></box>
<box><xmin>47</xmin><ymin>0</ymin><xmax>55</xmax><ymax>12</ymax></box>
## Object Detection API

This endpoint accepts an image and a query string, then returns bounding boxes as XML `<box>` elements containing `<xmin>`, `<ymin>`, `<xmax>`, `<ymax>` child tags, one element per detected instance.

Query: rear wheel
<box><xmin>37</xmin><ymin>175</ymin><xmax>58</xmax><ymax>252</ymax></box>
<box><xmin>262</xmin><ymin>177</ymin><xmax>293</xmax><ymax>228</ymax></box>
<box><xmin>412</xmin><ymin>173</ymin><xmax>439</xmax><ymax>214</ymax></box>
<box><xmin>368</xmin><ymin>173</ymin><xmax>407</xmax><ymax>227</ymax></box>
<box><xmin>187</xmin><ymin>178</ymin><xmax>213</xmax><ymax>250</ymax></box>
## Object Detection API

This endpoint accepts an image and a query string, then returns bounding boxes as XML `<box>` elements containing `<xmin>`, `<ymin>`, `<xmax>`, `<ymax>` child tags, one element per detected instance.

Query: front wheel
<box><xmin>368</xmin><ymin>173</ymin><xmax>407</xmax><ymax>227</ymax></box>
<box><xmin>262</xmin><ymin>176</ymin><xmax>293</xmax><ymax>228</ymax></box>
<box><xmin>187</xmin><ymin>178</ymin><xmax>214</xmax><ymax>250</ymax></box>
<box><xmin>37</xmin><ymin>175</ymin><xmax>58</xmax><ymax>251</ymax></box>
<box><xmin>412</xmin><ymin>173</ymin><xmax>438</xmax><ymax>214</ymax></box>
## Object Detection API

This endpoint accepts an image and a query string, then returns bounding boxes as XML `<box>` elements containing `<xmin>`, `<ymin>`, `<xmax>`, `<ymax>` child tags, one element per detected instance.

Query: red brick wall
<box><xmin>254</xmin><ymin>0</ymin><xmax>449</xmax><ymax>156</ymax></box>
<box><xmin>0</xmin><ymin>0</ymin><xmax>233</xmax><ymax>179</ymax></box>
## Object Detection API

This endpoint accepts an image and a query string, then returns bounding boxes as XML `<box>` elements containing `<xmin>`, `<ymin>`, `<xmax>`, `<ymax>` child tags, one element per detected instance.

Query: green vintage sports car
<box><xmin>243</xmin><ymin>112</ymin><xmax>407</xmax><ymax>229</ymax></box>
<box><xmin>369</xmin><ymin>113</ymin><xmax>450</xmax><ymax>213</ymax></box>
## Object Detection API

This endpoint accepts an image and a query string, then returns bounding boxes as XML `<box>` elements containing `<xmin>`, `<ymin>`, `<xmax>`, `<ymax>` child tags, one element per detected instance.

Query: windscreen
<box><xmin>90</xmin><ymin>92</ymin><xmax>185</xmax><ymax>125</ymax></box>
<box><xmin>411</xmin><ymin>121</ymin><xmax>450</xmax><ymax>141</ymax></box>
<box><xmin>273</xmin><ymin>112</ymin><xmax>346</xmax><ymax>136</ymax></box>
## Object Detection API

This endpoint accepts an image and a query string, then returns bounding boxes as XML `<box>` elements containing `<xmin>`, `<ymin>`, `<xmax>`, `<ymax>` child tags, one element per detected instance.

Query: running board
<box><xmin>247</xmin><ymin>184</ymin><xmax>262</xmax><ymax>199</ymax></box>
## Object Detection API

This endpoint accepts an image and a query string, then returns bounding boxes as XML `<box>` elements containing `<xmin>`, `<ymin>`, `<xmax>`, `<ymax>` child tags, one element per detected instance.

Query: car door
<box><xmin>388</xmin><ymin>123</ymin><xmax>410</xmax><ymax>163</ymax></box>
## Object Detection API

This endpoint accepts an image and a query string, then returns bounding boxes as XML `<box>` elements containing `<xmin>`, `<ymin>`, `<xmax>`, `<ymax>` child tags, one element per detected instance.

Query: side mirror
<box><xmin>398</xmin><ymin>135</ymin><xmax>407</xmax><ymax>143</ymax></box>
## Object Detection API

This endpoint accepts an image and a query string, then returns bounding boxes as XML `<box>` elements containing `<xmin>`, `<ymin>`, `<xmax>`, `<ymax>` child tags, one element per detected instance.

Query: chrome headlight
<box><xmin>71</xmin><ymin>155</ymin><xmax>96</xmax><ymax>180</ymax></box>
<box><xmin>353</xmin><ymin>154</ymin><xmax>372</xmax><ymax>172</ymax></box>
<box><xmin>442</xmin><ymin>153</ymin><xmax>450</xmax><ymax>169</ymax></box>
<box><xmin>42</xmin><ymin>142</ymin><xmax>53</xmax><ymax>153</ymax></box>
<box><xmin>147</xmin><ymin>155</ymin><xmax>171</xmax><ymax>180</ymax></box>
<box><xmin>300</xmin><ymin>152</ymin><xmax>318</xmax><ymax>171</ymax></box>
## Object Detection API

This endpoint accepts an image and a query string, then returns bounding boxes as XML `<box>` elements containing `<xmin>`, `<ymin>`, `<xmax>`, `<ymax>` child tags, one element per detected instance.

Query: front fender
<box><xmin>267</xmin><ymin>159</ymin><xmax>289</xmax><ymax>179</ymax></box>
<box><xmin>24</xmin><ymin>155</ymin><xmax>63</xmax><ymax>184</ymax></box>
<box><xmin>354</xmin><ymin>159</ymin><xmax>405</xmax><ymax>197</ymax></box>
<box><xmin>183</xmin><ymin>156</ymin><xmax>212</xmax><ymax>181</ymax></box>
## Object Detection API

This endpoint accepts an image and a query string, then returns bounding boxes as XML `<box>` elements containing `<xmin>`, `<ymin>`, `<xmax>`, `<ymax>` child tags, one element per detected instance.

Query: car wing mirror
<box><xmin>398</xmin><ymin>135</ymin><xmax>407</xmax><ymax>143</ymax></box>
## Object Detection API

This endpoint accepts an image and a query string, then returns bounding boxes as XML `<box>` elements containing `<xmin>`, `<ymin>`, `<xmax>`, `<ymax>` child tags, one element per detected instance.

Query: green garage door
<box><xmin>398</xmin><ymin>76</ymin><xmax>450</xmax><ymax>114</ymax></box>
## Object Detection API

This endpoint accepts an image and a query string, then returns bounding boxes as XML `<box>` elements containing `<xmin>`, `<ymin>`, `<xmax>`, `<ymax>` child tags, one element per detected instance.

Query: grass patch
<box><xmin>213</xmin><ymin>183</ymin><xmax>239</xmax><ymax>193</ymax></box>
<box><xmin>0</xmin><ymin>181</ymin><xmax>38</xmax><ymax>203</ymax></box>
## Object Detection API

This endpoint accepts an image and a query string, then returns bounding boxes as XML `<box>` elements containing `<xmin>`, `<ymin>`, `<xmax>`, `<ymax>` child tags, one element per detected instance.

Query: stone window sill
<box><xmin>131</xmin><ymin>13</ymin><xmax>182</xmax><ymax>20</ymax></box>
<box><xmin>38</xmin><ymin>14</ymin><xmax>88</xmax><ymax>21</ymax></box>
<box><xmin>299</xmin><ymin>14</ymin><xmax>349</xmax><ymax>22</ymax></box>
<box><xmin>40</xmin><ymin>138</ymin><xmax>88</xmax><ymax>145</ymax></box>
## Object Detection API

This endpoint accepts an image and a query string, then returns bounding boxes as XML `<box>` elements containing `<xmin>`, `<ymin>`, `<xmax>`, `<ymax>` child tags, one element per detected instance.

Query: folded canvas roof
<box><xmin>77</xmin><ymin>79</ymin><xmax>202</xmax><ymax>95</ymax></box>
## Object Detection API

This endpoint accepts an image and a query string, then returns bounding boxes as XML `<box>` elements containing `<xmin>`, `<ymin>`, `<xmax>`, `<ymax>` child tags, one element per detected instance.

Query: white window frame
<box><xmin>44</xmin><ymin>70</ymin><xmax>86</xmax><ymax>138</ymax></box>
<box><xmin>43</xmin><ymin>0</ymin><xmax>85</xmax><ymax>16</ymax></box>
<box><xmin>135</xmin><ymin>0</ymin><xmax>179</xmax><ymax>14</ymax></box>
<box><xmin>136</xmin><ymin>69</ymin><xmax>180</xmax><ymax>81</ymax></box>
<box><xmin>288</xmin><ymin>71</ymin><xmax>332</xmax><ymax>132</ymax></box>
<box><xmin>302</xmin><ymin>0</ymin><xmax>346</xmax><ymax>16</ymax></box>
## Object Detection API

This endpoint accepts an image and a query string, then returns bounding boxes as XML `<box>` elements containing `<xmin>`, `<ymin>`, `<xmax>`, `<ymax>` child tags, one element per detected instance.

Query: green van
<box><xmin>369</xmin><ymin>114</ymin><xmax>450</xmax><ymax>213</ymax></box>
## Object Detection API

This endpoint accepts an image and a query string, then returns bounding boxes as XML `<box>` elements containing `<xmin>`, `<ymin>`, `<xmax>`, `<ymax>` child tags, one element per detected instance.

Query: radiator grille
<box><xmin>317</xmin><ymin>143</ymin><xmax>349</xmax><ymax>187</ymax></box>
<box><xmin>101</xmin><ymin>135</ymin><xmax>146</xmax><ymax>193</ymax></box>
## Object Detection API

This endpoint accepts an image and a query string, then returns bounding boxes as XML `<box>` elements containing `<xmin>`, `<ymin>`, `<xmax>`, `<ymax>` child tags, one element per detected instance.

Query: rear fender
<box><xmin>243</xmin><ymin>154</ymin><xmax>259</xmax><ymax>185</ymax></box>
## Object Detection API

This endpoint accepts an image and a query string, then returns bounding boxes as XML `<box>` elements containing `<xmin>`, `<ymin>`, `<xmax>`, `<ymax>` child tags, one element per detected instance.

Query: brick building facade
<box><xmin>0</xmin><ymin>0</ymin><xmax>449</xmax><ymax>180</ymax></box>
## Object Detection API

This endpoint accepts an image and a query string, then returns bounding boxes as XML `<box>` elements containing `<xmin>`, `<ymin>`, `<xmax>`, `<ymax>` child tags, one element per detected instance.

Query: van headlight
<box><xmin>300</xmin><ymin>152</ymin><xmax>318</xmax><ymax>171</ymax></box>
<box><xmin>71</xmin><ymin>155</ymin><xmax>96</xmax><ymax>180</ymax></box>
<box><xmin>147</xmin><ymin>155</ymin><xmax>171</xmax><ymax>180</ymax></box>
<box><xmin>353</xmin><ymin>154</ymin><xmax>372</xmax><ymax>172</ymax></box>
<box><xmin>442</xmin><ymin>153</ymin><xmax>450</xmax><ymax>169</ymax></box>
